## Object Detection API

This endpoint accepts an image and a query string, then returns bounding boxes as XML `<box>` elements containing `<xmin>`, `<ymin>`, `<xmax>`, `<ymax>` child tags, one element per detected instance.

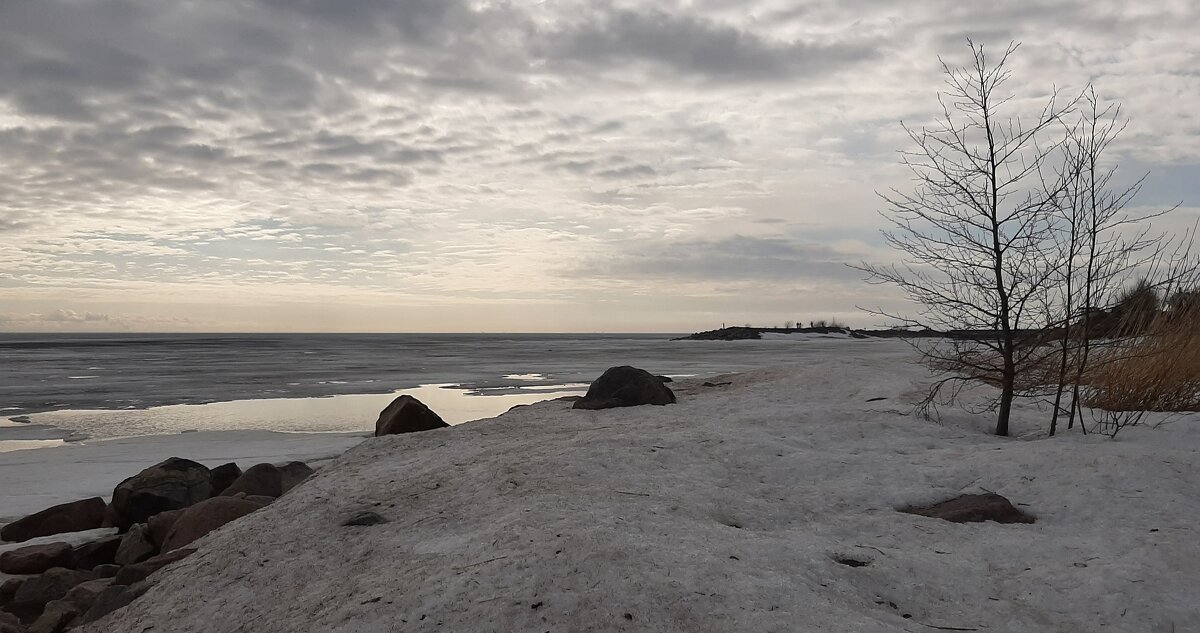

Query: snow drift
<box><xmin>77</xmin><ymin>343</ymin><xmax>1198</xmax><ymax>632</ymax></box>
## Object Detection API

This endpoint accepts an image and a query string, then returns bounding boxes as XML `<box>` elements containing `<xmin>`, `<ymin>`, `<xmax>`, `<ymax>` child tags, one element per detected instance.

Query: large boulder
<box><xmin>0</xmin><ymin>578</ymin><xmax>21</xmax><ymax>607</ymax></box>
<box><xmin>109</xmin><ymin>458</ymin><xmax>212</xmax><ymax>531</ymax></box>
<box><xmin>145</xmin><ymin>509</ymin><xmax>184</xmax><ymax>551</ymax></box>
<box><xmin>0</xmin><ymin>543</ymin><xmax>73</xmax><ymax>576</ymax></box>
<box><xmin>162</xmin><ymin>497</ymin><xmax>265</xmax><ymax>552</ymax></box>
<box><xmin>220</xmin><ymin>464</ymin><xmax>282</xmax><ymax>498</ymax></box>
<box><xmin>77</xmin><ymin>582</ymin><xmax>148</xmax><ymax>626</ymax></box>
<box><xmin>0</xmin><ymin>611</ymin><xmax>21</xmax><ymax>633</ymax></box>
<box><xmin>374</xmin><ymin>395</ymin><xmax>449</xmax><ymax>436</ymax></box>
<box><xmin>113</xmin><ymin>524</ymin><xmax>155</xmax><ymax>566</ymax></box>
<box><xmin>208</xmin><ymin>463</ymin><xmax>242</xmax><ymax>496</ymax></box>
<box><xmin>279</xmin><ymin>461</ymin><xmax>315</xmax><ymax>494</ymax></box>
<box><xmin>0</xmin><ymin>498</ymin><xmax>106</xmax><ymax>543</ymax></box>
<box><xmin>70</xmin><ymin>536</ymin><xmax>122</xmax><ymax>571</ymax></box>
<box><xmin>8</xmin><ymin>568</ymin><xmax>94</xmax><ymax>622</ymax></box>
<box><xmin>28</xmin><ymin>578</ymin><xmax>110</xmax><ymax>633</ymax></box>
<box><xmin>572</xmin><ymin>366</ymin><xmax>677</xmax><ymax>410</ymax></box>
<box><xmin>902</xmin><ymin>493</ymin><xmax>1035</xmax><ymax>524</ymax></box>
<box><xmin>112</xmin><ymin>548</ymin><xmax>195</xmax><ymax>586</ymax></box>
<box><xmin>28</xmin><ymin>599</ymin><xmax>78</xmax><ymax>633</ymax></box>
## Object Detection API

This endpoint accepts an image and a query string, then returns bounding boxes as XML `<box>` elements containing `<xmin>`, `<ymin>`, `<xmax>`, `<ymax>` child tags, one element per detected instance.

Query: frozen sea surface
<box><xmin>1</xmin><ymin>332</ymin><xmax>877</xmax><ymax>443</ymax></box>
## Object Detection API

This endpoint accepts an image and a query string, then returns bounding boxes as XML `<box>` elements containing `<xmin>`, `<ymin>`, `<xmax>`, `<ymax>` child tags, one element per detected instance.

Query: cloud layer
<box><xmin>1</xmin><ymin>0</ymin><xmax>1197</xmax><ymax>331</ymax></box>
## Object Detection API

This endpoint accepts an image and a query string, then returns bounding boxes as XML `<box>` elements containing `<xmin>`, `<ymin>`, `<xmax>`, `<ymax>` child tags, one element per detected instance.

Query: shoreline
<box><xmin>1</xmin><ymin>382</ymin><xmax>589</xmax><ymax>448</ymax></box>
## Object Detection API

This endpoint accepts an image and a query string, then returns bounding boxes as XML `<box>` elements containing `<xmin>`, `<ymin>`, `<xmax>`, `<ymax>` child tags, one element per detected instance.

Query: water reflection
<box><xmin>22</xmin><ymin>383</ymin><xmax>586</xmax><ymax>441</ymax></box>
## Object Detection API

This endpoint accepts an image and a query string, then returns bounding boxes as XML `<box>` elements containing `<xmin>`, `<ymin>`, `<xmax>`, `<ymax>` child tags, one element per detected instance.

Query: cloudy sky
<box><xmin>1</xmin><ymin>0</ymin><xmax>1197</xmax><ymax>332</ymax></box>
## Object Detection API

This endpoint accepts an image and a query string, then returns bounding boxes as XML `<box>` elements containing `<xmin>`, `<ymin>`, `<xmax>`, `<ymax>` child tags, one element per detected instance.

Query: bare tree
<box><xmin>857</xmin><ymin>41</ymin><xmax>1075</xmax><ymax>436</ymax></box>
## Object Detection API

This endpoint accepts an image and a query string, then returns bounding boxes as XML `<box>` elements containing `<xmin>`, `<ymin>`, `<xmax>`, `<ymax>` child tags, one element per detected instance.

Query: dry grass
<box><xmin>1080</xmin><ymin>303</ymin><xmax>1200</xmax><ymax>411</ymax></box>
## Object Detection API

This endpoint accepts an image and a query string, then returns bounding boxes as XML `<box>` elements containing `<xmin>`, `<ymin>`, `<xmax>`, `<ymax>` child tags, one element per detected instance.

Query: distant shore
<box><xmin>674</xmin><ymin>326</ymin><xmax>1048</xmax><ymax>341</ymax></box>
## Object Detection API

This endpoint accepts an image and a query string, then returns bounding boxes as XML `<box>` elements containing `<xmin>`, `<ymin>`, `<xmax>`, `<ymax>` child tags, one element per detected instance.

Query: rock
<box><xmin>243</xmin><ymin>495</ymin><xmax>276</xmax><ymax>506</ymax></box>
<box><xmin>902</xmin><ymin>493</ymin><xmax>1035</xmax><ymax>524</ymax></box>
<box><xmin>27</xmin><ymin>600</ymin><xmax>77</xmax><ymax>633</ymax></box>
<box><xmin>162</xmin><ymin>497</ymin><xmax>264</xmax><ymax>552</ymax></box>
<box><xmin>8</xmin><ymin>568</ymin><xmax>94</xmax><ymax>622</ymax></box>
<box><xmin>77</xmin><ymin>582</ymin><xmax>148</xmax><ymax>625</ymax></box>
<box><xmin>112</xmin><ymin>549</ymin><xmax>195</xmax><ymax>586</ymax></box>
<box><xmin>220</xmin><ymin>463</ymin><xmax>283</xmax><ymax>498</ymax></box>
<box><xmin>656</xmin><ymin>375</ymin><xmax>673</xmax><ymax>382</ymax></box>
<box><xmin>0</xmin><ymin>498</ymin><xmax>106</xmax><ymax>543</ymax></box>
<box><xmin>572</xmin><ymin>366</ymin><xmax>677</xmax><ymax>410</ymax></box>
<box><xmin>114</xmin><ymin>524</ymin><xmax>156</xmax><ymax>566</ymax></box>
<box><xmin>278</xmin><ymin>461</ymin><xmax>315</xmax><ymax>494</ymax></box>
<box><xmin>70</xmin><ymin>536</ymin><xmax>121</xmax><ymax>571</ymax></box>
<box><xmin>0</xmin><ymin>544</ymin><xmax>73</xmax><ymax>576</ymax></box>
<box><xmin>91</xmin><ymin>565</ymin><xmax>120</xmax><ymax>579</ymax></box>
<box><xmin>26</xmin><ymin>576</ymin><xmax>110</xmax><ymax>633</ymax></box>
<box><xmin>145</xmin><ymin>509</ymin><xmax>184</xmax><ymax>551</ymax></box>
<box><xmin>208</xmin><ymin>462</ymin><xmax>242</xmax><ymax>496</ymax></box>
<box><xmin>374</xmin><ymin>395</ymin><xmax>449</xmax><ymax>436</ymax></box>
<box><xmin>0</xmin><ymin>610</ymin><xmax>21</xmax><ymax>632</ymax></box>
<box><xmin>1</xmin><ymin>577</ymin><xmax>21</xmax><ymax>606</ymax></box>
<box><xmin>109</xmin><ymin>458</ymin><xmax>212</xmax><ymax>531</ymax></box>
<box><xmin>59</xmin><ymin>578</ymin><xmax>110</xmax><ymax>612</ymax></box>
<box><xmin>341</xmin><ymin>511</ymin><xmax>388</xmax><ymax>527</ymax></box>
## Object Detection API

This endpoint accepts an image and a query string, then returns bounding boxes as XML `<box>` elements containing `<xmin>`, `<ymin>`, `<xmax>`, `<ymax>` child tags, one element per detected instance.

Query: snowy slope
<box><xmin>79</xmin><ymin>343</ymin><xmax>1198</xmax><ymax>632</ymax></box>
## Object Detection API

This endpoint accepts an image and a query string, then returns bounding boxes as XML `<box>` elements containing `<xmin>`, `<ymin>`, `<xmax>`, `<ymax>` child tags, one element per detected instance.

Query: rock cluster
<box><xmin>0</xmin><ymin>457</ymin><xmax>316</xmax><ymax>632</ymax></box>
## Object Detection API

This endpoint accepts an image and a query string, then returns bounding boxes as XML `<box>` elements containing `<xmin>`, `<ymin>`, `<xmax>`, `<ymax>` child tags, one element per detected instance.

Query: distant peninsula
<box><xmin>673</xmin><ymin>326</ymin><xmax>1004</xmax><ymax>341</ymax></box>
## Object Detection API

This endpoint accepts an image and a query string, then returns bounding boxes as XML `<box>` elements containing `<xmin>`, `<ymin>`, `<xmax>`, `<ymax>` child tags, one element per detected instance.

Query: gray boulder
<box><xmin>162</xmin><ymin>497</ymin><xmax>265</xmax><ymax>552</ymax></box>
<box><xmin>374</xmin><ymin>395</ymin><xmax>449</xmax><ymax>436</ymax></box>
<box><xmin>77</xmin><ymin>582</ymin><xmax>149</xmax><ymax>626</ymax></box>
<box><xmin>220</xmin><ymin>463</ymin><xmax>282</xmax><ymax>498</ymax></box>
<box><xmin>8</xmin><ymin>568</ymin><xmax>94</xmax><ymax>622</ymax></box>
<box><xmin>208</xmin><ymin>462</ymin><xmax>242</xmax><ymax>496</ymax></box>
<box><xmin>572</xmin><ymin>366</ymin><xmax>677</xmax><ymax>410</ymax></box>
<box><xmin>0</xmin><ymin>498</ymin><xmax>106</xmax><ymax>543</ymax></box>
<box><xmin>112</xmin><ymin>548</ymin><xmax>195</xmax><ymax>586</ymax></box>
<box><xmin>70</xmin><ymin>536</ymin><xmax>121</xmax><ymax>571</ymax></box>
<box><xmin>278</xmin><ymin>461</ymin><xmax>315</xmax><ymax>494</ymax></box>
<box><xmin>0</xmin><ymin>543</ymin><xmax>73</xmax><ymax>576</ymax></box>
<box><xmin>145</xmin><ymin>509</ymin><xmax>184</xmax><ymax>551</ymax></box>
<box><xmin>114</xmin><ymin>524</ymin><xmax>156</xmax><ymax>566</ymax></box>
<box><xmin>110</xmin><ymin>458</ymin><xmax>212</xmax><ymax>531</ymax></box>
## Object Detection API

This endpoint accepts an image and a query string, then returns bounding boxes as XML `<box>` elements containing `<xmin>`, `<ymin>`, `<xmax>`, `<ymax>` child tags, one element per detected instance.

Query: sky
<box><xmin>1</xmin><ymin>0</ymin><xmax>1197</xmax><ymax>333</ymax></box>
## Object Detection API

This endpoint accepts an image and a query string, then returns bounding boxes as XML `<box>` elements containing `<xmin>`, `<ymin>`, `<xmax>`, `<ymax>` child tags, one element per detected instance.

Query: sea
<box><xmin>0</xmin><ymin>332</ymin><xmax>852</xmax><ymax>447</ymax></box>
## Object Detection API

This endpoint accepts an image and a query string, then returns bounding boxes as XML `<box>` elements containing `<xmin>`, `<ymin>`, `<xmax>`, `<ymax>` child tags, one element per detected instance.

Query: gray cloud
<box><xmin>545</xmin><ymin>8</ymin><xmax>878</xmax><ymax>82</ymax></box>
<box><xmin>0</xmin><ymin>0</ymin><xmax>1197</xmax><ymax>330</ymax></box>
<box><xmin>572</xmin><ymin>235</ymin><xmax>862</xmax><ymax>283</ymax></box>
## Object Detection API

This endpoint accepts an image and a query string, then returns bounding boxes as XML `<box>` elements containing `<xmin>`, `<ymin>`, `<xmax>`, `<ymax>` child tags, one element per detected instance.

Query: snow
<box><xmin>40</xmin><ymin>340</ymin><xmax>1200</xmax><ymax>631</ymax></box>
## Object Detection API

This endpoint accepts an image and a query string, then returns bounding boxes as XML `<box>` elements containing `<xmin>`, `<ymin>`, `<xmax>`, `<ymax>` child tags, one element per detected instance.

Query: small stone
<box><xmin>342</xmin><ymin>511</ymin><xmax>388</xmax><ymax>527</ymax></box>
<box><xmin>902</xmin><ymin>493</ymin><xmax>1035</xmax><ymax>524</ymax></box>
<box><xmin>112</xmin><ymin>549</ymin><xmax>196</xmax><ymax>586</ymax></box>
<box><xmin>92</xmin><ymin>564</ymin><xmax>121</xmax><ymax>579</ymax></box>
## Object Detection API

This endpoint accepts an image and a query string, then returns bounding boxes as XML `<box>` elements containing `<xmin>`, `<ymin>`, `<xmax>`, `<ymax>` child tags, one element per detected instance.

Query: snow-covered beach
<box><xmin>2</xmin><ymin>339</ymin><xmax>1193</xmax><ymax>632</ymax></box>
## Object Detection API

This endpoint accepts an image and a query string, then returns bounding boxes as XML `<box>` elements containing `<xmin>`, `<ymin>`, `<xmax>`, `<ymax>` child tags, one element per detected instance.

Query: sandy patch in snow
<box><xmin>76</xmin><ymin>343</ymin><xmax>1198</xmax><ymax>632</ymax></box>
